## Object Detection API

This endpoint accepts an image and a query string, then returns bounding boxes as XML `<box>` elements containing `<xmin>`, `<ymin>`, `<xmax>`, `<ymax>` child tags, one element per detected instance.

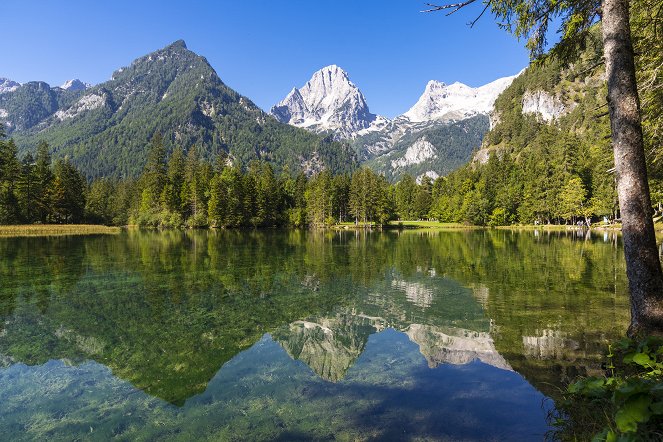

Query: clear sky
<box><xmin>1</xmin><ymin>0</ymin><xmax>530</xmax><ymax>118</ymax></box>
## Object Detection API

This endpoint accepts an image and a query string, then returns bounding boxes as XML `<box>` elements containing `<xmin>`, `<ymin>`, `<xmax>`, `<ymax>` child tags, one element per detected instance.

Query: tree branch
<box><xmin>421</xmin><ymin>0</ymin><xmax>478</xmax><ymax>16</ymax></box>
<box><xmin>468</xmin><ymin>1</ymin><xmax>492</xmax><ymax>27</ymax></box>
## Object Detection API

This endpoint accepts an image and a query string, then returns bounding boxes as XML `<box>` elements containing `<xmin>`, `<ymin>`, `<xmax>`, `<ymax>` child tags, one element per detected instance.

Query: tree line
<box><xmin>0</xmin><ymin>131</ymin><xmax>86</xmax><ymax>225</ymax></box>
<box><xmin>0</xmin><ymin>130</ymin><xmax>437</xmax><ymax>228</ymax></box>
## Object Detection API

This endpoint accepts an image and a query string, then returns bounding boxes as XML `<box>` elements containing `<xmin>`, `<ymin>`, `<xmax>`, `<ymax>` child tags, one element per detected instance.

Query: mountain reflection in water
<box><xmin>0</xmin><ymin>229</ymin><xmax>629</xmax><ymax>440</ymax></box>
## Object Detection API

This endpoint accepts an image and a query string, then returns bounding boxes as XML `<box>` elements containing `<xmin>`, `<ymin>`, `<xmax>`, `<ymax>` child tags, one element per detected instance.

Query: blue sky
<box><xmin>2</xmin><ymin>0</ymin><xmax>530</xmax><ymax>118</ymax></box>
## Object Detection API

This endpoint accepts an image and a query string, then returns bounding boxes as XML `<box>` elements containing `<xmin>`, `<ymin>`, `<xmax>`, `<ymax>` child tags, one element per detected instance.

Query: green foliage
<box><xmin>428</xmin><ymin>29</ymin><xmax>627</xmax><ymax>226</ymax></box>
<box><xmin>349</xmin><ymin>167</ymin><xmax>393</xmax><ymax>225</ymax></box>
<box><xmin>555</xmin><ymin>338</ymin><xmax>663</xmax><ymax>441</ymax></box>
<box><xmin>51</xmin><ymin>158</ymin><xmax>86</xmax><ymax>223</ymax></box>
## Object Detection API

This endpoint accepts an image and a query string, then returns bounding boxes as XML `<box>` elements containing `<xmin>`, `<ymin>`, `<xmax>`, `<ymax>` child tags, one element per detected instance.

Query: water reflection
<box><xmin>0</xmin><ymin>229</ymin><xmax>629</xmax><ymax>440</ymax></box>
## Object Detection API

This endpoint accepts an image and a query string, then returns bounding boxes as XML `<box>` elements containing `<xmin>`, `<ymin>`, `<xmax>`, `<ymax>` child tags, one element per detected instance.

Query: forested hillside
<box><xmin>3</xmin><ymin>41</ymin><xmax>356</xmax><ymax>179</ymax></box>
<box><xmin>429</xmin><ymin>19</ymin><xmax>662</xmax><ymax>226</ymax></box>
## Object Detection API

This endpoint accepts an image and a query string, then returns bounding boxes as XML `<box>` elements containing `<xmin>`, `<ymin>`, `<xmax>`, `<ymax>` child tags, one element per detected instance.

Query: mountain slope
<box><xmin>350</xmin><ymin>74</ymin><xmax>517</xmax><ymax>182</ymax></box>
<box><xmin>0</xmin><ymin>81</ymin><xmax>84</xmax><ymax>132</ymax></box>
<box><xmin>270</xmin><ymin>65</ymin><xmax>387</xmax><ymax>140</ymax></box>
<box><xmin>359</xmin><ymin>115</ymin><xmax>490</xmax><ymax>182</ymax></box>
<box><xmin>5</xmin><ymin>41</ymin><xmax>356</xmax><ymax>178</ymax></box>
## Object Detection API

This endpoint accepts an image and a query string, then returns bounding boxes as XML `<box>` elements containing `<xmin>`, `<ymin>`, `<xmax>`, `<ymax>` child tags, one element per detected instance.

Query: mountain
<box><xmin>270</xmin><ymin>65</ymin><xmax>388</xmax><ymax>140</ymax></box>
<box><xmin>402</xmin><ymin>74</ymin><xmax>520</xmax><ymax>123</ymax></box>
<box><xmin>0</xmin><ymin>78</ymin><xmax>20</xmax><ymax>94</ymax></box>
<box><xmin>59</xmin><ymin>79</ymin><xmax>91</xmax><ymax>91</ymax></box>
<box><xmin>355</xmin><ymin>115</ymin><xmax>489</xmax><ymax>182</ymax></box>
<box><xmin>271</xmin><ymin>65</ymin><xmax>519</xmax><ymax>182</ymax></box>
<box><xmin>426</xmin><ymin>27</ymin><xmax>631</xmax><ymax>226</ymax></box>
<box><xmin>350</xmin><ymin>75</ymin><xmax>517</xmax><ymax>182</ymax></box>
<box><xmin>3</xmin><ymin>41</ymin><xmax>356</xmax><ymax>179</ymax></box>
<box><xmin>0</xmin><ymin>80</ymin><xmax>84</xmax><ymax>132</ymax></box>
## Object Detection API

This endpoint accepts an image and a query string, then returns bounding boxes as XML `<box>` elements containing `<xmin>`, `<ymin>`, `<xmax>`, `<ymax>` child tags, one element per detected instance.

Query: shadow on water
<box><xmin>0</xmin><ymin>229</ymin><xmax>629</xmax><ymax>440</ymax></box>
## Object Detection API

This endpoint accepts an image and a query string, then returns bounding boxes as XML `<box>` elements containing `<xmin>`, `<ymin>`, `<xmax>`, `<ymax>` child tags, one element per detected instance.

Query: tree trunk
<box><xmin>602</xmin><ymin>0</ymin><xmax>663</xmax><ymax>336</ymax></box>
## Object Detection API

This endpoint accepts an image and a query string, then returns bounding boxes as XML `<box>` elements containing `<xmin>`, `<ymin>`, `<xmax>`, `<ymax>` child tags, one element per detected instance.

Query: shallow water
<box><xmin>0</xmin><ymin>229</ymin><xmax>628</xmax><ymax>440</ymax></box>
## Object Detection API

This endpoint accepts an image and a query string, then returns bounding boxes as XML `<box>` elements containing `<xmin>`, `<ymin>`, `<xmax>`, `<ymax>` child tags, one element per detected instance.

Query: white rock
<box><xmin>55</xmin><ymin>93</ymin><xmax>106</xmax><ymax>120</ymax></box>
<box><xmin>392</xmin><ymin>279</ymin><xmax>434</xmax><ymax>308</ymax></box>
<box><xmin>521</xmin><ymin>90</ymin><xmax>575</xmax><ymax>122</ymax></box>
<box><xmin>0</xmin><ymin>109</ymin><xmax>8</xmax><ymax>118</ymax></box>
<box><xmin>416</xmin><ymin>171</ymin><xmax>439</xmax><ymax>184</ymax></box>
<box><xmin>391</xmin><ymin>138</ymin><xmax>437</xmax><ymax>169</ymax></box>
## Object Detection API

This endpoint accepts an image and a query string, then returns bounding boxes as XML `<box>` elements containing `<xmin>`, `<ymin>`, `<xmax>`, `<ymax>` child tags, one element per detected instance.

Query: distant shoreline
<box><xmin>0</xmin><ymin>225</ymin><xmax>121</xmax><ymax>237</ymax></box>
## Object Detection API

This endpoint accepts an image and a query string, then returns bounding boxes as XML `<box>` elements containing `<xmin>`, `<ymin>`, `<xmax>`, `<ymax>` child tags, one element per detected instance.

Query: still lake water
<box><xmin>0</xmin><ymin>229</ymin><xmax>629</xmax><ymax>441</ymax></box>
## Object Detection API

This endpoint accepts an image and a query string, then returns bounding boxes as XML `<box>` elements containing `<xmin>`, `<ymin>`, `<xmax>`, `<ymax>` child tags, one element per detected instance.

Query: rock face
<box><xmin>271</xmin><ymin>66</ymin><xmax>523</xmax><ymax>181</ymax></box>
<box><xmin>390</xmin><ymin>138</ymin><xmax>438</xmax><ymax>170</ymax></box>
<box><xmin>521</xmin><ymin>90</ymin><xmax>575</xmax><ymax>122</ymax></box>
<box><xmin>355</xmin><ymin>114</ymin><xmax>490</xmax><ymax>182</ymax></box>
<box><xmin>270</xmin><ymin>65</ymin><xmax>387</xmax><ymax>140</ymax></box>
<box><xmin>59</xmin><ymin>79</ymin><xmax>91</xmax><ymax>91</ymax></box>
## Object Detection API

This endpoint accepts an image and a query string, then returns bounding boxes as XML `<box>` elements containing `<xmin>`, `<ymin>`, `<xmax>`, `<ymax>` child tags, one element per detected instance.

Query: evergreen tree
<box><xmin>139</xmin><ymin>134</ymin><xmax>167</xmax><ymax>216</ymax></box>
<box><xmin>559</xmin><ymin>176</ymin><xmax>588</xmax><ymax>224</ymax></box>
<box><xmin>0</xmin><ymin>136</ymin><xmax>21</xmax><ymax>224</ymax></box>
<box><xmin>162</xmin><ymin>147</ymin><xmax>185</xmax><ymax>215</ymax></box>
<box><xmin>16</xmin><ymin>153</ymin><xmax>36</xmax><ymax>223</ymax></box>
<box><xmin>395</xmin><ymin>174</ymin><xmax>418</xmax><ymax>220</ymax></box>
<box><xmin>51</xmin><ymin>159</ymin><xmax>86</xmax><ymax>223</ymax></box>
<box><xmin>331</xmin><ymin>174</ymin><xmax>350</xmax><ymax>223</ymax></box>
<box><xmin>306</xmin><ymin>170</ymin><xmax>333</xmax><ymax>226</ymax></box>
<box><xmin>86</xmin><ymin>179</ymin><xmax>116</xmax><ymax>225</ymax></box>
<box><xmin>33</xmin><ymin>141</ymin><xmax>54</xmax><ymax>223</ymax></box>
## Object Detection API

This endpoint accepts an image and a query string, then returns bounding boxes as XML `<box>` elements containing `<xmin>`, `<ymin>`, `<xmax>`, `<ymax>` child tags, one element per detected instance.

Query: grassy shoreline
<box><xmin>0</xmin><ymin>224</ymin><xmax>121</xmax><ymax>237</ymax></box>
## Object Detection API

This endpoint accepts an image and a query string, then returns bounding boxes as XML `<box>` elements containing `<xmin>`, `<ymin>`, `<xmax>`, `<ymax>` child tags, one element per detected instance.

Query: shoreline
<box><xmin>0</xmin><ymin>225</ymin><xmax>121</xmax><ymax>237</ymax></box>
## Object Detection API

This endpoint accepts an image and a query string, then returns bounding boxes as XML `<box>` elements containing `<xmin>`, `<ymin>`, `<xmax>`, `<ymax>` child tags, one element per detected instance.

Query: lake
<box><xmin>0</xmin><ymin>229</ymin><xmax>629</xmax><ymax>441</ymax></box>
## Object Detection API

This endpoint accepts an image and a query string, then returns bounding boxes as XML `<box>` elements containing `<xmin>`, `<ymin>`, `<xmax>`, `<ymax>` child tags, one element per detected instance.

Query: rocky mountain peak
<box><xmin>0</xmin><ymin>78</ymin><xmax>20</xmax><ymax>94</ymax></box>
<box><xmin>403</xmin><ymin>73</ymin><xmax>520</xmax><ymax>123</ymax></box>
<box><xmin>270</xmin><ymin>65</ymin><xmax>387</xmax><ymax>140</ymax></box>
<box><xmin>59</xmin><ymin>79</ymin><xmax>90</xmax><ymax>91</ymax></box>
<box><xmin>168</xmin><ymin>39</ymin><xmax>187</xmax><ymax>50</ymax></box>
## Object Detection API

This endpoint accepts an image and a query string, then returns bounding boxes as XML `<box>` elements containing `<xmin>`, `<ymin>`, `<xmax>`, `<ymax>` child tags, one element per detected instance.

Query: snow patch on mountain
<box><xmin>391</xmin><ymin>138</ymin><xmax>437</xmax><ymax>169</ymax></box>
<box><xmin>55</xmin><ymin>93</ymin><xmax>106</xmax><ymax>120</ymax></box>
<box><xmin>0</xmin><ymin>78</ymin><xmax>20</xmax><ymax>94</ymax></box>
<box><xmin>59</xmin><ymin>79</ymin><xmax>91</xmax><ymax>91</ymax></box>
<box><xmin>403</xmin><ymin>73</ymin><xmax>520</xmax><ymax>123</ymax></box>
<box><xmin>521</xmin><ymin>90</ymin><xmax>575</xmax><ymax>122</ymax></box>
<box><xmin>270</xmin><ymin>65</ymin><xmax>387</xmax><ymax>139</ymax></box>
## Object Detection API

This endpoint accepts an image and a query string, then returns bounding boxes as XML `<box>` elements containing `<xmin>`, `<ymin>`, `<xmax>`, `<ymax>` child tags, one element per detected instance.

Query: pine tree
<box><xmin>140</xmin><ymin>134</ymin><xmax>167</xmax><ymax>216</ymax></box>
<box><xmin>16</xmin><ymin>153</ymin><xmax>36</xmax><ymax>223</ymax></box>
<box><xmin>162</xmin><ymin>147</ymin><xmax>185</xmax><ymax>215</ymax></box>
<box><xmin>0</xmin><ymin>137</ymin><xmax>21</xmax><ymax>224</ymax></box>
<box><xmin>51</xmin><ymin>159</ymin><xmax>86</xmax><ymax>223</ymax></box>
<box><xmin>33</xmin><ymin>141</ymin><xmax>54</xmax><ymax>223</ymax></box>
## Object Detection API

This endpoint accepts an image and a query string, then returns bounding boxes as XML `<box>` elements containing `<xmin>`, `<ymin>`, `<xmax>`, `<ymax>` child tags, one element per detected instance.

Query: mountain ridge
<box><xmin>271</xmin><ymin>65</ymin><xmax>521</xmax><ymax>181</ymax></box>
<box><xmin>2</xmin><ymin>40</ymin><xmax>357</xmax><ymax>179</ymax></box>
